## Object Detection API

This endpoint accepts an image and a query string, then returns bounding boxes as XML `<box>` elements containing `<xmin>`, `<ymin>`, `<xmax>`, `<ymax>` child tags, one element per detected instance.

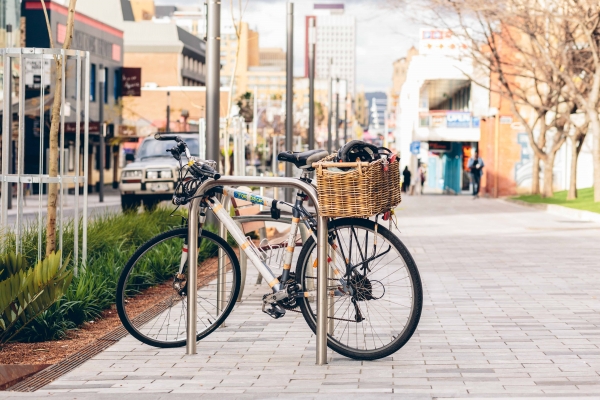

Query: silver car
<box><xmin>119</xmin><ymin>134</ymin><xmax>200</xmax><ymax>211</ymax></box>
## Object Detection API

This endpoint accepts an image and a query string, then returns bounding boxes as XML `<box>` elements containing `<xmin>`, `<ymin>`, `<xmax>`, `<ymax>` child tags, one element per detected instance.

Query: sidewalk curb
<box><xmin>6</xmin><ymin>199</ymin><xmax>121</xmax><ymax>217</ymax></box>
<box><xmin>504</xmin><ymin>198</ymin><xmax>600</xmax><ymax>223</ymax></box>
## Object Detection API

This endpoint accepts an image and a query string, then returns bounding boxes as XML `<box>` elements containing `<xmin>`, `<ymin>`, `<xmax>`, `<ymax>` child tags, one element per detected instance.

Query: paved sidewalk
<box><xmin>5</xmin><ymin>194</ymin><xmax>600</xmax><ymax>399</ymax></box>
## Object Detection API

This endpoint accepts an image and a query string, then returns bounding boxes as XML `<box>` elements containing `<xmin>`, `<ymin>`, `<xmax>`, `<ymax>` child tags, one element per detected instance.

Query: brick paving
<box><xmin>5</xmin><ymin>194</ymin><xmax>600</xmax><ymax>399</ymax></box>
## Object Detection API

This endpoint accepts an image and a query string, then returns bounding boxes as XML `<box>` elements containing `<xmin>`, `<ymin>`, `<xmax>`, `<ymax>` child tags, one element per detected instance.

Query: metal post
<box><xmin>98</xmin><ymin>66</ymin><xmax>105</xmax><ymax>202</ymax></box>
<box><xmin>206</xmin><ymin>0</ymin><xmax>221</xmax><ymax>164</ymax></box>
<box><xmin>285</xmin><ymin>2</ymin><xmax>294</xmax><ymax>202</ymax></box>
<box><xmin>252</xmin><ymin>86</ymin><xmax>258</xmax><ymax>175</ymax></box>
<box><xmin>83</xmin><ymin>54</ymin><xmax>90</xmax><ymax>267</ymax></box>
<box><xmin>308</xmin><ymin>18</ymin><xmax>316</xmax><ymax>151</ymax></box>
<box><xmin>186</xmin><ymin>176</ymin><xmax>328</xmax><ymax>364</ymax></box>
<box><xmin>0</xmin><ymin>55</ymin><xmax>12</xmax><ymax>220</ymax></box>
<box><xmin>327</xmin><ymin>59</ymin><xmax>333</xmax><ymax>153</ymax></box>
<box><xmin>218</xmin><ymin>196</ymin><xmax>230</xmax><ymax>315</ymax></box>
<box><xmin>166</xmin><ymin>91</ymin><xmax>171</xmax><ymax>133</ymax></box>
<box><xmin>186</xmin><ymin>206</ymin><xmax>198</xmax><ymax>355</ymax></box>
<box><xmin>335</xmin><ymin>78</ymin><xmax>339</xmax><ymax>149</ymax></box>
<box><xmin>344</xmin><ymin>96</ymin><xmax>348</xmax><ymax>143</ymax></box>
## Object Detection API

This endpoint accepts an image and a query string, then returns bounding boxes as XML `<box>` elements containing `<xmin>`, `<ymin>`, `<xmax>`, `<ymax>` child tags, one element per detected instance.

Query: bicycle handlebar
<box><xmin>154</xmin><ymin>133</ymin><xmax>182</xmax><ymax>142</ymax></box>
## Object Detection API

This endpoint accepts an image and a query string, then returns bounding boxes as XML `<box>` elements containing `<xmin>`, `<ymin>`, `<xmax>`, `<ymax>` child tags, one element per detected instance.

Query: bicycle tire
<box><xmin>116</xmin><ymin>228</ymin><xmax>241</xmax><ymax>348</ymax></box>
<box><xmin>295</xmin><ymin>217</ymin><xmax>422</xmax><ymax>360</ymax></box>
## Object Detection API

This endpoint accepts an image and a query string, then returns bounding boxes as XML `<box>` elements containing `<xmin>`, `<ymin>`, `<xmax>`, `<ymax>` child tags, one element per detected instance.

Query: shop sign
<box><xmin>431</xmin><ymin>114</ymin><xmax>446</xmax><ymax>128</ymax></box>
<box><xmin>446</xmin><ymin>112</ymin><xmax>471</xmax><ymax>128</ymax></box>
<box><xmin>428</xmin><ymin>141</ymin><xmax>452</xmax><ymax>152</ymax></box>
<box><xmin>119</xmin><ymin>125</ymin><xmax>137</xmax><ymax>136</ymax></box>
<box><xmin>25</xmin><ymin>59</ymin><xmax>51</xmax><ymax>90</ymax></box>
<box><xmin>121</xmin><ymin>67</ymin><xmax>141</xmax><ymax>96</ymax></box>
<box><xmin>64</xmin><ymin>121</ymin><xmax>100</xmax><ymax>133</ymax></box>
<box><xmin>500</xmin><ymin>116</ymin><xmax>513</xmax><ymax>124</ymax></box>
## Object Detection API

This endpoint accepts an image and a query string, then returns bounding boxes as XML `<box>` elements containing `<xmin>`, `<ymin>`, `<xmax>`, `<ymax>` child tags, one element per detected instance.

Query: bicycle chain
<box><xmin>277</xmin><ymin>277</ymin><xmax>364</xmax><ymax>323</ymax></box>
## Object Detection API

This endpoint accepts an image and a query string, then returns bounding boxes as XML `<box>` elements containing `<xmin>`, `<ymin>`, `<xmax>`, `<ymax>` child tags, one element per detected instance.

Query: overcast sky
<box><xmin>156</xmin><ymin>0</ymin><xmax>419</xmax><ymax>93</ymax></box>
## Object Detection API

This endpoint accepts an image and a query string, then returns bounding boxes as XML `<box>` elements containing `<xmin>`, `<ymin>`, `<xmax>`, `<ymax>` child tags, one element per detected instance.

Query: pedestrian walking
<box><xmin>402</xmin><ymin>166</ymin><xmax>411</xmax><ymax>193</ymax></box>
<box><xmin>418</xmin><ymin>165</ymin><xmax>426</xmax><ymax>195</ymax></box>
<box><xmin>468</xmin><ymin>151</ymin><xmax>484</xmax><ymax>198</ymax></box>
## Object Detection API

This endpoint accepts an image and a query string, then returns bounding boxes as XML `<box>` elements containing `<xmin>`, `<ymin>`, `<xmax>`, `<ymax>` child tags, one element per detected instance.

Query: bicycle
<box><xmin>116</xmin><ymin>134</ymin><xmax>423</xmax><ymax>360</ymax></box>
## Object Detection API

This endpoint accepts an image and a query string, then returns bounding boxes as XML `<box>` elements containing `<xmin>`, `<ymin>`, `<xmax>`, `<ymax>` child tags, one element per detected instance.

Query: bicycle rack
<box><xmin>187</xmin><ymin>176</ymin><xmax>329</xmax><ymax>365</ymax></box>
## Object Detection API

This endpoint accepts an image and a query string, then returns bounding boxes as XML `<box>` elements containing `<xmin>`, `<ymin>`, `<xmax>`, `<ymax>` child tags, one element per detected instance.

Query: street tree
<box><xmin>396</xmin><ymin>0</ymin><xmax>594</xmax><ymax>198</ymax></box>
<box><xmin>41</xmin><ymin>0</ymin><xmax>77</xmax><ymax>255</ymax></box>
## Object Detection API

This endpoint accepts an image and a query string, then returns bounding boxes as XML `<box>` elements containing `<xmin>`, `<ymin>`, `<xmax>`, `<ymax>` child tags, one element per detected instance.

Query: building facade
<box><xmin>21</xmin><ymin>0</ymin><xmax>124</xmax><ymax>191</ymax></box>
<box><xmin>396</xmin><ymin>29</ymin><xmax>486</xmax><ymax>194</ymax></box>
<box><xmin>305</xmin><ymin>3</ymin><xmax>356</xmax><ymax>96</ymax></box>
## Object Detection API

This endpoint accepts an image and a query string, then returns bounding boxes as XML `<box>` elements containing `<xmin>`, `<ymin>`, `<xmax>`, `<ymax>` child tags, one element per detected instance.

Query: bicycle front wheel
<box><xmin>116</xmin><ymin>228</ymin><xmax>240</xmax><ymax>348</ymax></box>
<box><xmin>296</xmin><ymin>217</ymin><xmax>422</xmax><ymax>360</ymax></box>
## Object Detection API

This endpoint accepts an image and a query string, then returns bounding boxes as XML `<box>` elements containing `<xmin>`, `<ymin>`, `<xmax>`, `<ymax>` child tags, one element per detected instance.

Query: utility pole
<box><xmin>327</xmin><ymin>59</ymin><xmax>333</xmax><ymax>153</ymax></box>
<box><xmin>335</xmin><ymin>77</ymin><xmax>339</xmax><ymax>149</ymax></box>
<box><xmin>252</xmin><ymin>86</ymin><xmax>258</xmax><ymax>175</ymax></box>
<box><xmin>98</xmin><ymin>65</ymin><xmax>105</xmax><ymax>202</ymax></box>
<box><xmin>166</xmin><ymin>91</ymin><xmax>171</xmax><ymax>133</ymax></box>
<box><xmin>206</xmin><ymin>0</ymin><xmax>221</xmax><ymax>165</ymax></box>
<box><xmin>285</xmin><ymin>1</ymin><xmax>294</xmax><ymax>202</ymax></box>
<box><xmin>308</xmin><ymin>18</ymin><xmax>316</xmax><ymax>150</ymax></box>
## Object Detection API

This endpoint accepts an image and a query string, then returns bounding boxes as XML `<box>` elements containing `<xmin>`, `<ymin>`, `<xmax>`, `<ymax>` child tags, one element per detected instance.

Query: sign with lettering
<box><xmin>25</xmin><ymin>59</ymin><xmax>51</xmax><ymax>90</ymax></box>
<box><xmin>446</xmin><ymin>112</ymin><xmax>471</xmax><ymax>128</ymax></box>
<box><xmin>121</xmin><ymin>67</ymin><xmax>141</xmax><ymax>97</ymax></box>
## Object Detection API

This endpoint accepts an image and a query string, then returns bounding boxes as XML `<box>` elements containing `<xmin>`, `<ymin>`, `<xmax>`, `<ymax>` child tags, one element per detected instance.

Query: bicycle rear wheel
<box><xmin>116</xmin><ymin>228</ymin><xmax>240</xmax><ymax>348</ymax></box>
<box><xmin>296</xmin><ymin>217</ymin><xmax>422</xmax><ymax>360</ymax></box>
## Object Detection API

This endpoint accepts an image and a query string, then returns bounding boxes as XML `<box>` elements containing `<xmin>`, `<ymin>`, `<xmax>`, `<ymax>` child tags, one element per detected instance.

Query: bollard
<box><xmin>186</xmin><ymin>176</ymin><xmax>328</xmax><ymax>364</ymax></box>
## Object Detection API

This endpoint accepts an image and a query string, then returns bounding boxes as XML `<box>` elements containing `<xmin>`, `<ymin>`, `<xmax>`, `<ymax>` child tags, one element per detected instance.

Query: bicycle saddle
<box><xmin>277</xmin><ymin>149</ymin><xmax>329</xmax><ymax>171</ymax></box>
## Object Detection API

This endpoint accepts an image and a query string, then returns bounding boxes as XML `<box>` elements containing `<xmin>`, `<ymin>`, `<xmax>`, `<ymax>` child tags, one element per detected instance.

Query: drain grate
<box><xmin>8</xmin><ymin>299</ymin><xmax>174</xmax><ymax>392</ymax></box>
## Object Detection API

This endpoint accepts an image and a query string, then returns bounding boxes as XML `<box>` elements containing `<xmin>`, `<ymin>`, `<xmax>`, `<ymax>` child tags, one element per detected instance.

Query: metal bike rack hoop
<box><xmin>186</xmin><ymin>176</ymin><xmax>329</xmax><ymax>365</ymax></box>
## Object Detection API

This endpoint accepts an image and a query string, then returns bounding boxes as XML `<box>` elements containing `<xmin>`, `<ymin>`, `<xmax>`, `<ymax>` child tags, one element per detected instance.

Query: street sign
<box><xmin>121</xmin><ymin>67</ymin><xmax>142</xmax><ymax>96</ymax></box>
<box><xmin>410</xmin><ymin>141</ymin><xmax>421</xmax><ymax>155</ymax></box>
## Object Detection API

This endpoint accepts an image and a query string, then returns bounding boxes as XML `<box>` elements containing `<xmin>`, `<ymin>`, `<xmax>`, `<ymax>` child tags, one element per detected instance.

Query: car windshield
<box><xmin>137</xmin><ymin>138</ymin><xmax>199</xmax><ymax>160</ymax></box>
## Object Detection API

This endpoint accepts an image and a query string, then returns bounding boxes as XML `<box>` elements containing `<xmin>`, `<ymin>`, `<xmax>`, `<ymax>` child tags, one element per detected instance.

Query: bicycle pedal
<box><xmin>262</xmin><ymin>302</ymin><xmax>286</xmax><ymax>319</ymax></box>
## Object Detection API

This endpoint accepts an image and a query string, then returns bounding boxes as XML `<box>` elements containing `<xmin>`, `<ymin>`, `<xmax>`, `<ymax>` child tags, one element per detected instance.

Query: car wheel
<box><xmin>121</xmin><ymin>194</ymin><xmax>141</xmax><ymax>212</ymax></box>
<box><xmin>143</xmin><ymin>197</ymin><xmax>161</xmax><ymax>211</ymax></box>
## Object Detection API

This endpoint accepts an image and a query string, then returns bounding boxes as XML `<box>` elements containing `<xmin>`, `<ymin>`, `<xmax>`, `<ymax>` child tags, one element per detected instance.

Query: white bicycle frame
<box><xmin>178</xmin><ymin>186</ymin><xmax>346</xmax><ymax>294</ymax></box>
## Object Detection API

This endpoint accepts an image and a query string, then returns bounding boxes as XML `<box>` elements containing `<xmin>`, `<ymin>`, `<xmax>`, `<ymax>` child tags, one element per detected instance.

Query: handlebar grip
<box><xmin>154</xmin><ymin>133</ymin><xmax>182</xmax><ymax>142</ymax></box>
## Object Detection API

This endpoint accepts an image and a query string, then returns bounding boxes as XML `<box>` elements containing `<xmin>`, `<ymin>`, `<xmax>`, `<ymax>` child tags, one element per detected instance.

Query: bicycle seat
<box><xmin>277</xmin><ymin>149</ymin><xmax>329</xmax><ymax>170</ymax></box>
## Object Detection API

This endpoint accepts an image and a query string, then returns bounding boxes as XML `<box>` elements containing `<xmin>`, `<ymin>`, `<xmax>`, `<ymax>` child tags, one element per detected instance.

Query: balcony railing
<box><xmin>419</xmin><ymin>111</ymin><xmax>480</xmax><ymax>129</ymax></box>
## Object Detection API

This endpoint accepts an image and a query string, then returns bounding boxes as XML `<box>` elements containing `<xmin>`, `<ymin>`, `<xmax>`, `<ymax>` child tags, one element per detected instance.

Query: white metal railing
<box><xmin>0</xmin><ymin>48</ymin><xmax>90</xmax><ymax>274</ymax></box>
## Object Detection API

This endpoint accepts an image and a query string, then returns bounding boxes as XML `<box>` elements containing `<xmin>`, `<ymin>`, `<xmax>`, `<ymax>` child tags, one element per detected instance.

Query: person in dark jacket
<box><xmin>468</xmin><ymin>151</ymin><xmax>485</xmax><ymax>198</ymax></box>
<box><xmin>402</xmin><ymin>166</ymin><xmax>411</xmax><ymax>193</ymax></box>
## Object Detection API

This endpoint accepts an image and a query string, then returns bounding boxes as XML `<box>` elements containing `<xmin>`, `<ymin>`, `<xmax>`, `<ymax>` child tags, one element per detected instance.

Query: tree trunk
<box><xmin>567</xmin><ymin>135</ymin><xmax>583</xmax><ymax>200</ymax></box>
<box><xmin>45</xmin><ymin>67</ymin><xmax>63</xmax><ymax>255</ymax></box>
<box><xmin>542</xmin><ymin>151</ymin><xmax>555</xmax><ymax>198</ymax></box>
<box><xmin>531</xmin><ymin>153</ymin><xmax>541</xmax><ymax>195</ymax></box>
<box><xmin>44</xmin><ymin>0</ymin><xmax>77</xmax><ymax>256</ymax></box>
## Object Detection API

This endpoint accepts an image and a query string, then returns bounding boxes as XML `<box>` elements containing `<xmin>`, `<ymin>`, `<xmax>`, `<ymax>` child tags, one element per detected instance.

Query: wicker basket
<box><xmin>314</xmin><ymin>154</ymin><xmax>401</xmax><ymax>218</ymax></box>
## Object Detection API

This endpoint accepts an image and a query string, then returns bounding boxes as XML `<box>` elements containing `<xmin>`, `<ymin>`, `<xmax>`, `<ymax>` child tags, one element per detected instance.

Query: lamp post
<box><xmin>98</xmin><ymin>65</ymin><xmax>105</xmax><ymax>203</ymax></box>
<box><xmin>206</xmin><ymin>0</ymin><xmax>221</xmax><ymax>166</ymax></box>
<box><xmin>285</xmin><ymin>1</ymin><xmax>294</xmax><ymax>202</ymax></box>
<box><xmin>327</xmin><ymin>59</ymin><xmax>333</xmax><ymax>153</ymax></box>
<box><xmin>308</xmin><ymin>18</ymin><xmax>316</xmax><ymax>150</ymax></box>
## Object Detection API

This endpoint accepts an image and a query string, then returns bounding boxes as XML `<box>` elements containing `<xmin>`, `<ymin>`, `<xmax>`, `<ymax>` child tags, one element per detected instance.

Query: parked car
<box><xmin>119</xmin><ymin>134</ymin><xmax>200</xmax><ymax>211</ymax></box>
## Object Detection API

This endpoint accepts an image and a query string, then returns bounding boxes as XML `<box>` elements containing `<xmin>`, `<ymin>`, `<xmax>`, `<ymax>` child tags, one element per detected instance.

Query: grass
<box><xmin>1</xmin><ymin>207</ymin><xmax>230</xmax><ymax>343</ymax></box>
<box><xmin>514</xmin><ymin>187</ymin><xmax>600</xmax><ymax>214</ymax></box>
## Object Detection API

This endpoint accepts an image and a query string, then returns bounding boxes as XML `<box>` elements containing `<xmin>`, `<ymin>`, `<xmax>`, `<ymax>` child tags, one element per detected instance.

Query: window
<box><xmin>104</xmin><ymin>67</ymin><xmax>109</xmax><ymax>104</ymax></box>
<box><xmin>90</xmin><ymin>64</ymin><xmax>96</xmax><ymax>101</ymax></box>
